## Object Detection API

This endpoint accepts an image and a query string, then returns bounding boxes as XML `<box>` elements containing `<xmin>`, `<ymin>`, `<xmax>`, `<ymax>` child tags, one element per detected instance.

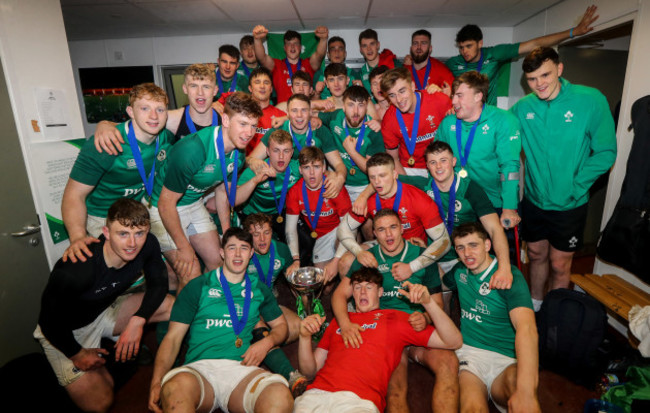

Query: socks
<box><xmin>532</xmin><ymin>298</ymin><xmax>543</xmax><ymax>312</ymax></box>
<box><xmin>263</xmin><ymin>348</ymin><xmax>295</xmax><ymax>380</ymax></box>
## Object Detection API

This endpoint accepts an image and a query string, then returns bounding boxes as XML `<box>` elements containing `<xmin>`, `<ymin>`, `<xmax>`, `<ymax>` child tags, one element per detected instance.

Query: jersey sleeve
<box><xmin>237</xmin><ymin>167</ymin><xmax>256</xmax><ymax>186</ymax></box>
<box><xmin>317</xmin><ymin>318</ymin><xmax>338</xmax><ymax>350</ymax></box>
<box><xmin>495</xmin><ymin>110</ymin><xmax>522</xmax><ymax>210</ymax></box>
<box><xmin>318</xmin><ymin>111</ymin><xmax>336</xmax><ymax>127</ymax></box>
<box><xmin>394</xmin><ymin>311</ymin><xmax>435</xmax><ymax>348</ymax></box>
<box><xmin>170</xmin><ymin>276</ymin><xmax>203</xmax><ymax>325</ymax></box>
<box><xmin>285</xmin><ymin>183</ymin><xmax>301</xmax><ymax>215</ymax></box>
<box><xmin>490</xmin><ymin>43</ymin><xmax>521</xmax><ymax>61</ymax></box>
<box><xmin>464</xmin><ymin>180</ymin><xmax>496</xmax><ymax>217</ymax></box>
<box><xmin>435</xmin><ymin>115</ymin><xmax>455</xmax><ymax>145</ymax></box>
<box><xmin>276</xmin><ymin>242</ymin><xmax>294</xmax><ymax>273</ymax></box>
<box><xmin>366</xmin><ymin>130</ymin><xmax>386</xmax><ymax>156</ymax></box>
<box><xmin>135</xmin><ymin>235</ymin><xmax>168</xmax><ymax>320</ymax></box>
<box><xmin>499</xmin><ymin>267</ymin><xmax>534</xmax><ymax>311</ymax></box>
<box><xmin>318</xmin><ymin>125</ymin><xmax>338</xmax><ymax>154</ymax></box>
<box><xmin>442</xmin><ymin>262</ymin><xmax>462</xmax><ymax>291</ymax></box>
<box><xmin>412</xmin><ymin>186</ymin><xmax>443</xmax><ymax>228</ymax></box>
<box><xmin>381</xmin><ymin>111</ymin><xmax>400</xmax><ymax>150</ymax></box>
<box><xmin>346</xmin><ymin>257</ymin><xmax>363</xmax><ymax>278</ymax></box>
<box><xmin>334</xmin><ymin>187</ymin><xmax>352</xmax><ymax>216</ymax></box>
<box><xmin>163</xmin><ymin>136</ymin><xmax>208</xmax><ymax>194</ymax></box>
<box><xmin>259</xmin><ymin>283</ymin><xmax>284</xmax><ymax>322</ymax></box>
<box><xmin>68</xmin><ymin>136</ymin><xmax>118</xmax><ymax>187</ymax></box>
<box><xmin>398</xmin><ymin>174</ymin><xmax>429</xmax><ymax>190</ymax></box>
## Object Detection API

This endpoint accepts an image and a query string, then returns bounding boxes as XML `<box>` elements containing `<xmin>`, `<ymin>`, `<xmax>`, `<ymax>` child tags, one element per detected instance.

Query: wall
<box><xmin>68</xmin><ymin>27</ymin><xmax>513</xmax><ymax>135</ymax></box>
<box><xmin>510</xmin><ymin>0</ymin><xmax>650</xmax><ymax>333</ymax></box>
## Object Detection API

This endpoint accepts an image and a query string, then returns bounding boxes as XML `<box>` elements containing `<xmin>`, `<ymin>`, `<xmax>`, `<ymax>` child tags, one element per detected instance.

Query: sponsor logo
<box><xmin>126</xmin><ymin>159</ymin><xmax>137</xmax><ymax>169</ymax></box>
<box><xmin>461</xmin><ymin>308</ymin><xmax>482</xmax><ymax>323</ymax></box>
<box><xmin>338</xmin><ymin>322</ymin><xmax>377</xmax><ymax>334</ymax></box>
<box><xmin>564</xmin><ymin>110</ymin><xmax>574</xmax><ymax>122</ymax></box>
<box><xmin>206</xmin><ymin>319</ymin><xmax>232</xmax><ymax>328</ymax></box>
<box><xmin>479</xmin><ymin>282</ymin><xmax>491</xmax><ymax>296</ymax></box>
<box><xmin>378</xmin><ymin>263</ymin><xmax>390</xmax><ymax>272</ymax></box>
<box><xmin>526</xmin><ymin>112</ymin><xmax>535</xmax><ymax>120</ymax></box>
<box><xmin>334</xmin><ymin>126</ymin><xmax>343</xmax><ymax>135</ymax></box>
<box><xmin>187</xmin><ymin>184</ymin><xmax>207</xmax><ymax>193</ymax></box>
<box><xmin>203</xmin><ymin>164</ymin><xmax>215</xmax><ymax>173</ymax></box>
<box><xmin>459</xmin><ymin>272</ymin><xmax>468</xmax><ymax>284</ymax></box>
<box><xmin>208</xmin><ymin>288</ymin><xmax>221</xmax><ymax>297</ymax></box>
<box><xmin>157</xmin><ymin>149</ymin><xmax>166</xmax><ymax>161</ymax></box>
<box><xmin>256</xmin><ymin>127</ymin><xmax>269</xmax><ymax>134</ymax></box>
<box><xmin>383</xmin><ymin>289</ymin><xmax>402</xmax><ymax>298</ymax></box>
<box><xmin>123</xmin><ymin>186</ymin><xmax>145</xmax><ymax>197</ymax></box>
<box><xmin>474</xmin><ymin>299</ymin><xmax>490</xmax><ymax>315</ymax></box>
<box><xmin>415</xmin><ymin>132</ymin><xmax>436</xmax><ymax>143</ymax></box>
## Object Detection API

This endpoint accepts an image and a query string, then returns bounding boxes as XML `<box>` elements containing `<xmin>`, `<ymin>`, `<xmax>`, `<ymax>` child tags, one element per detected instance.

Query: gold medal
<box><xmin>349</xmin><ymin>167</ymin><xmax>356</xmax><ymax>176</ymax></box>
<box><xmin>276</xmin><ymin>215</ymin><xmax>284</xmax><ymax>224</ymax></box>
<box><xmin>311</xmin><ymin>231</ymin><xmax>318</xmax><ymax>239</ymax></box>
<box><xmin>407</xmin><ymin>156</ymin><xmax>415</xmax><ymax>166</ymax></box>
<box><xmin>235</xmin><ymin>337</ymin><xmax>243</xmax><ymax>348</ymax></box>
<box><xmin>459</xmin><ymin>168</ymin><xmax>468</xmax><ymax>178</ymax></box>
<box><xmin>147</xmin><ymin>196</ymin><xmax>152</xmax><ymax>208</ymax></box>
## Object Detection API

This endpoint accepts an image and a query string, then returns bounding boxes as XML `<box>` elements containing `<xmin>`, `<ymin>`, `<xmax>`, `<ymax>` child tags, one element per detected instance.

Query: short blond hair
<box><xmin>184</xmin><ymin>63</ymin><xmax>216</xmax><ymax>83</ymax></box>
<box><xmin>128</xmin><ymin>83</ymin><xmax>168</xmax><ymax>106</ymax></box>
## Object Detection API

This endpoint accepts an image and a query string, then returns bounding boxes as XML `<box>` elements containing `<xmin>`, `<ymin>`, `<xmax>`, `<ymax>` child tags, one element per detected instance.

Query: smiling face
<box><xmin>343</xmin><ymin>97</ymin><xmax>367</xmax><ymax>128</ymax></box>
<box><xmin>126</xmin><ymin>95</ymin><xmax>168</xmax><ymax>139</ymax></box>
<box><xmin>249</xmin><ymin>222</ymin><xmax>273</xmax><ymax>255</ymax></box>
<box><xmin>218</xmin><ymin>52</ymin><xmax>239</xmax><ymax>80</ymax></box>
<box><xmin>525</xmin><ymin>59</ymin><xmax>564</xmax><ymax>101</ymax></box>
<box><xmin>220</xmin><ymin>235</ymin><xmax>254</xmax><ymax>276</ymax></box>
<box><xmin>248</xmin><ymin>74</ymin><xmax>273</xmax><ymax>102</ymax></box>
<box><xmin>385</xmin><ymin>78</ymin><xmax>417</xmax><ymax>114</ymax></box>
<box><xmin>183</xmin><ymin>76</ymin><xmax>217</xmax><ymax>114</ymax></box>
<box><xmin>410</xmin><ymin>34</ymin><xmax>432</xmax><ymax>64</ymax></box>
<box><xmin>454</xmin><ymin>232</ymin><xmax>492</xmax><ymax>274</ymax></box>
<box><xmin>373</xmin><ymin>214</ymin><xmax>404</xmax><ymax>255</ymax></box>
<box><xmin>352</xmin><ymin>281</ymin><xmax>383</xmax><ymax>313</ymax></box>
<box><xmin>360</xmin><ymin>38</ymin><xmax>380</xmax><ymax>63</ymax></box>
<box><xmin>457</xmin><ymin>39</ymin><xmax>483</xmax><ymax>63</ymax></box>
<box><xmin>368</xmin><ymin>164</ymin><xmax>398</xmax><ymax>198</ymax></box>
<box><xmin>452</xmin><ymin>83</ymin><xmax>483</xmax><ymax>121</ymax></box>
<box><xmin>222</xmin><ymin>112</ymin><xmax>258</xmax><ymax>150</ymax></box>
<box><xmin>103</xmin><ymin>221</ymin><xmax>149</xmax><ymax>266</ymax></box>
<box><xmin>426</xmin><ymin>149</ymin><xmax>456</xmax><ymax>185</ymax></box>
<box><xmin>284</xmin><ymin>38</ymin><xmax>302</xmax><ymax>61</ymax></box>
<box><xmin>267</xmin><ymin>139</ymin><xmax>293</xmax><ymax>172</ymax></box>
<box><xmin>288</xmin><ymin>98</ymin><xmax>311</xmax><ymax>133</ymax></box>
<box><xmin>299</xmin><ymin>160</ymin><xmax>325</xmax><ymax>189</ymax></box>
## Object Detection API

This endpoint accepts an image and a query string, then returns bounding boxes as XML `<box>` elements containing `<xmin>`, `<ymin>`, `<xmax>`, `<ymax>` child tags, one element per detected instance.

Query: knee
<box><xmin>527</xmin><ymin>246</ymin><xmax>548</xmax><ymax>262</ymax></box>
<box><xmin>161</xmin><ymin>374</ymin><xmax>200</xmax><ymax>407</ymax></box>
<box><xmin>256</xmin><ymin>383</ymin><xmax>293</xmax><ymax>412</ymax></box>
<box><xmin>425</xmin><ymin>349</ymin><xmax>459</xmax><ymax>378</ymax></box>
<box><xmin>550</xmin><ymin>256</ymin><xmax>571</xmax><ymax>275</ymax></box>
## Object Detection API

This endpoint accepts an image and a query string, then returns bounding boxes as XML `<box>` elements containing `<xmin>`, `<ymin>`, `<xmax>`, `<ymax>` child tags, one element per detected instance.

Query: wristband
<box><xmin>569</xmin><ymin>27</ymin><xmax>574</xmax><ymax>38</ymax></box>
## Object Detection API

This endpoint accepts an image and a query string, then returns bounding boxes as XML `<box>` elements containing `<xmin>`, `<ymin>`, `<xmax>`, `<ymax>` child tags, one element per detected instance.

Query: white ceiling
<box><xmin>61</xmin><ymin>0</ymin><xmax>561</xmax><ymax>41</ymax></box>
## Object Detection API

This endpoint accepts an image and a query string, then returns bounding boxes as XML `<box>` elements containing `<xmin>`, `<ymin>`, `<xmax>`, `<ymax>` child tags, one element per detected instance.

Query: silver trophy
<box><xmin>286</xmin><ymin>266</ymin><xmax>326</xmax><ymax>317</ymax></box>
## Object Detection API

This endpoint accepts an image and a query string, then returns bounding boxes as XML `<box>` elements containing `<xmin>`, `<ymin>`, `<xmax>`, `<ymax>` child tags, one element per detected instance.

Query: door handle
<box><xmin>11</xmin><ymin>224</ymin><xmax>41</xmax><ymax>237</ymax></box>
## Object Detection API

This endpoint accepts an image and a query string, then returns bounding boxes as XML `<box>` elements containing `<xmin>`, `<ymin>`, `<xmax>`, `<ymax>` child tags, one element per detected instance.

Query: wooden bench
<box><xmin>570</xmin><ymin>273</ymin><xmax>650</xmax><ymax>321</ymax></box>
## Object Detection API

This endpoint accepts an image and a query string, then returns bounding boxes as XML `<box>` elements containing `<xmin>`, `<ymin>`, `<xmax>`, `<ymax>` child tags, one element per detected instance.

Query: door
<box><xmin>0</xmin><ymin>57</ymin><xmax>51</xmax><ymax>366</ymax></box>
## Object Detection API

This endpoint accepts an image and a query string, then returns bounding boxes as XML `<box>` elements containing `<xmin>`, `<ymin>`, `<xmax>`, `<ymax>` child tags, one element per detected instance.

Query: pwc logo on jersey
<box><xmin>123</xmin><ymin>186</ymin><xmax>145</xmax><ymax>197</ymax></box>
<box><xmin>206</xmin><ymin>318</ymin><xmax>232</xmax><ymax>329</ymax></box>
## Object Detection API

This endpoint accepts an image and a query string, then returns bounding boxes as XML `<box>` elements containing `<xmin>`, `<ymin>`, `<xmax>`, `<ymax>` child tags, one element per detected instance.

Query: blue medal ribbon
<box><xmin>241</xmin><ymin>62</ymin><xmax>251</xmax><ymax>78</ymax></box>
<box><xmin>343</xmin><ymin>118</ymin><xmax>366</xmax><ymax>169</ymax></box>
<box><xmin>184</xmin><ymin>106</ymin><xmax>219</xmax><ymax>135</ymax></box>
<box><xmin>251</xmin><ymin>244</ymin><xmax>275</xmax><ymax>287</ymax></box>
<box><xmin>431</xmin><ymin>175</ymin><xmax>457</xmax><ymax>234</ymax></box>
<box><xmin>411</xmin><ymin>58</ymin><xmax>432</xmax><ymax>91</ymax></box>
<box><xmin>289</xmin><ymin>123</ymin><xmax>313</xmax><ymax>152</ymax></box>
<box><xmin>218</xmin><ymin>269</ymin><xmax>251</xmax><ymax>338</ymax></box>
<box><xmin>285</xmin><ymin>58</ymin><xmax>302</xmax><ymax>86</ymax></box>
<box><xmin>216</xmin><ymin>69</ymin><xmax>238</xmax><ymax>94</ymax></box>
<box><xmin>375</xmin><ymin>180</ymin><xmax>403</xmax><ymax>213</ymax></box>
<box><xmin>126</xmin><ymin>121</ymin><xmax>158</xmax><ymax>199</ymax></box>
<box><xmin>302</xmin><ymin>180</ymin><xmax>326</xmax><ymax>232</ymax></box>
<box><xmin>476</xmin><ymin>50</ymin><xmax>484</xmax><ymax>73</ymax></box>
<box><xmin>269</xmin><ymin>164</ymin><xmax>292</xmax><ymax>215</ymax></box>
<box><xmin>216</xmin><ymin>127</ymin><xmax>240</xmax><ymax>208</ymax></box>
<box><xmin>395</xmin><ymin>92</ymin><xmax>421</xmax><ymax>160</ymax></box>
<box><xmin>455</xmin><ymin>105</ymin><xmax>484</xmax><ymax>169</ymax></box>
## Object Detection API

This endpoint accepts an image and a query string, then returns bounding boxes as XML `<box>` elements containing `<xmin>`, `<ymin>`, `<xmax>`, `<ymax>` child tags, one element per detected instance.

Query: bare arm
<box><xmin>214</xmin><ymin>184</ymin><xmax>232</xmax><ymax>233</ymax></box>
<box><xmin>165</xmin><ymin>108</ymin><xmax>184</xmax><ymax>135</ymax></box>
<box><xmin>252</xmin><ymin>25</ymin><xmax>275</xmax><ymax>70</ymax></box>
<box><xmin>158</xmin><ymin>187</ymin><xmax>195</xmax><ymax>278</ymax></box>
<box><xmin>508</xmin><ymin>307</ymin><xmax>541</xmax><ymax>413</ymax></box>
<box><xmin>518</xmin><ymin>5</ymin><xmax>599</xmax><ymax>55</ymax></box>
<box><xmin>480</xmin><ymin>213</ymin><xmax>513</xmax><ymax>290</ymax></box>
<box><xmin>323</xmin><ymin>150</ymin><xmax>347</xmax><ymax>199</ymax></box>
<box><xmin>298</xmin><ymin>315</ymin><xmax>328</xmax><ymax>378</ymax></box>
<box><xmin>386</xmin><ymin>147</ymin><xmax>407</xmax><ymax>175</ymax></box>
<box><xmin>241</xmin><ymin>314</ymin><xmax>288</xmax><ymax>366</ymax></box>
<box><xmin>309</xmin><ymin>26</ymin><xmax>329</xmax><ymax>71</ymax></box>
<box><xmin>61</xmin><ymin>179</ymin><xmax>99</xmax><ymax>263</ymax></box>
<box><xmin>93</xmin><ymin>121</ymin><xmax>123</xmax><ymax>155</ymax></box>
<box><xmin>149</xmin><ymin>321</ymin><xmax>190</xmax><ymax>413</ymax></box>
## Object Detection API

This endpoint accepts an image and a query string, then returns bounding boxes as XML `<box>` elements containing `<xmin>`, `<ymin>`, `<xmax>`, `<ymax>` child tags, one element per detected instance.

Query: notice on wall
<box><xmin>33</xmin><ymin>87</ymin><xmax>73</xmax><ymax>142</ymax></box>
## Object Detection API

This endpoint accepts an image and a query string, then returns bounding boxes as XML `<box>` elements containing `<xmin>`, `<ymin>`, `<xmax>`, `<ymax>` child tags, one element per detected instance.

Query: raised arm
<box><xmin>298</xmin><ymin>314</ymin><xmax>328</xmax><ymax>379</ymax></box>
<box><xmin>518</xmin><ymin>5</ymin><xmax>599</xmax><ymax>55</ymax></box>
<box><xmin>252</xmin><ymin>25</ymin><xmax>275</xmax><ymax>70</ymax></box>
<box><xmin>309</xmin><ymin>26</ymin><xmax>329</xmax><ymax>71</ymax></box>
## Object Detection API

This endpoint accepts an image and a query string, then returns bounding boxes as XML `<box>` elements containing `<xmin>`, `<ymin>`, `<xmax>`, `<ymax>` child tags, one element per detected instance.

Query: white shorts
<box><xmin>149</xmin><ymin>199</ymin><xmax>217</xmax><ymax>252</ymax></box>
<box><xmin>344</xmin><ymin>185</ymin><xmax>366</xmax><ymax>203</ymax></box>
<box><xmin>33</xmin><ymin>295</ymin><xmax>127</xmax><ymax>386</ymax></box>
<box><xmin>86</xmin><ymin>214</ymin><xmax>106</xmax><ymax>238</ymax></box>
<box><xmin>404</xmin><ymin>167</ymin><xmax>429</xmax><ymax>178</ymax></box>
<box><xmin>313</xmin><ymin>228</ymin><xmax>337</xmax><ymax>263</ymax></box>
<box><xmin>294</xmin><ymin>389</ymin><xmax>379</xmax><ymax>413</ymax></box>
<box><xmin>161</xmin><ymin>359</ymin><xmax>287</xmax><ymax>413</ymax></box>
<box><xmin>456</xmin><ymin>344</ymin><xmax>516</xmax><ymax>405</ymax></box>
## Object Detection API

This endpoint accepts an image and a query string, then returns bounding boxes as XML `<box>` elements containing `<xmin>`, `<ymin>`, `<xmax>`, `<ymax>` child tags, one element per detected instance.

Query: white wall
<box><xmin>68</xmin><ymin>27</ymin><xmax>513</xmax><ymax>136</ymax></box>
<box><xmin>510</xmin><ymin>0</ymin><xmax>650</xmax><ymax>333</ymax></box>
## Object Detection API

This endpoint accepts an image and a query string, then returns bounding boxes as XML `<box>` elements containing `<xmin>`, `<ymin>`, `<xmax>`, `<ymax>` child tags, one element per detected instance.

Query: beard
<box><xmin>411</xmin><ymin>51</ymin><xmax>429</xmax><ymax>65</ymax></box>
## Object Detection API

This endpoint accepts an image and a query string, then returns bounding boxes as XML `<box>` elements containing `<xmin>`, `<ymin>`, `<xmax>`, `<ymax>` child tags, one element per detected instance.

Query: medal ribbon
<box><xmin>343</xmin><ymin>118</ymin><xmax>366</xmax><ymax>169</ymax></box>
<box><xmin>269</xmin><ymin>164</ymin><xmax>292</xmax><ymax>215</ymax></box>
<box><xmin>241</xmin><ymin>62</ymin><xmax>251</xmax><ymax>78</ymax></box>
<box><xmin>217</xmin><ymin>69</ymin><xmax>238</xmax><ymax>94</ymax></box>
<box><xmin>218</xmin><ymin>269</ymin><xmax>251</xmax><ymax>337</ymax></box>
<box><xmin>411</xmin><ymin>58</ymin><xmax>432</xmax><ymax>91</ymax></box>
<box><xmin>476</xmin><ymin>50</ymin><xmax>484</xmax><ymax>73</ymax></box>
<box><xmin>289</xmin><ymin>123</ymin><xmax>313</xmax><ymax>152</ymax></box>
<box><xmin>251</xmin><ymin>244</ymin><xmax>275</xmax><ymax>287</ymax></box>
<box><xmin>285</xmin><ymin>58</ymin><xmax>302</xmax><ymax>85</ymax></box>
<box><xmin>185</xmin><ymin>106</ymin><xmax>219</xmax><ymax>135</ymax></box>
<box><xmin>375</xmin><ymin>180</ymin><xmax>403</xmax><ymax>213</ymax></box>
<box><xmin>126</xmin><ymin>121</ymin><xmax>158</xmax><ymax>198</ymax></box>
<box><xmin>302</xmin><ymin>180</ymin><xmax>326</xmax><ymax>231</ymax></box>
<box><xmin>216</xmin><ymin>127</ymin><xmax>240</xmax><ymax>208</ymax></box>
<box><xmin>395</xmin><ymin>92</ymin><xmax>421</xmax><ymax>159</ymax></box>
<box><xmin>431</xmin><ymin>175</ymin><xmax>457</xmax><ymax>234</ymax></box>
<box><xmin>455</xmin><ymin>105</ymin><xmax>484</xmax><ymax>169</ymax></box>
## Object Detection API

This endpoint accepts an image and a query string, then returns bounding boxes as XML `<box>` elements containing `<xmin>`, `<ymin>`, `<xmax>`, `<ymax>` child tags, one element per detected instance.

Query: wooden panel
<box><xmin>571</xmin><ymin>274</ymin><xmax>631</xmax><ymax>320</ymax></box>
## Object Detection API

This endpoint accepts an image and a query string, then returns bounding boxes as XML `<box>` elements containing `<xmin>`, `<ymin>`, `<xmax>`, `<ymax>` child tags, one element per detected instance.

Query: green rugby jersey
<box><xmin>153</xmin><ymin>126</ymin><xmax>244</xmax><ymax>207</ymax></box>
<box><xmin>171</xmin><ymin>267</ymin><xmax>282</xmax><ymax>363</ymax></box>
<box><xmin>261</xmin><ymin>120</ymin><xmax>337</xmax><ymax>160</ymax></box>
<box><xmin>436</xmin><ymin>105</ymin><xmax>521</xmax><ymax>209</ymax></box>
<box><xmin>238</xmin><ymin>159</ymin><xmax>301</xmax><ymax>215</ymax></box>
<box><xmin>214</xmin><ymin>72</ymin><xmax>250</xmax><ymax>101</ymax></box>
<box><xmin>313</xmin><ymin>66</ymin><xmax>355</xmax><ymax>99</ymax></box>
<box><xmin>347</xmin><ymin>241</ymin><xmax>440</xmax><ymax>314</ymax></box>
<box><xmin>70</xmin><ymin>121</ymin><xmax>174</xmax><ymax>217</ymax></box>
<box><xmin>443</xmin><ymin>258</ymin><xmax>533</xmax><ymax>358</ymax></box>
<box><xmin>247</xmin><ymin>240</ymin><xmax>293</xmax><ymax>286</ymax></box>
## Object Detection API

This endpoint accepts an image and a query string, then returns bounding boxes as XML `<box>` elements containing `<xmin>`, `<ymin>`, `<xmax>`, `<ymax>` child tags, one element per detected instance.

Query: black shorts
<box><xmin>520</xmin><ymin>197</ymin><xmax>588</xmax><ymax>252</ymax></box>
